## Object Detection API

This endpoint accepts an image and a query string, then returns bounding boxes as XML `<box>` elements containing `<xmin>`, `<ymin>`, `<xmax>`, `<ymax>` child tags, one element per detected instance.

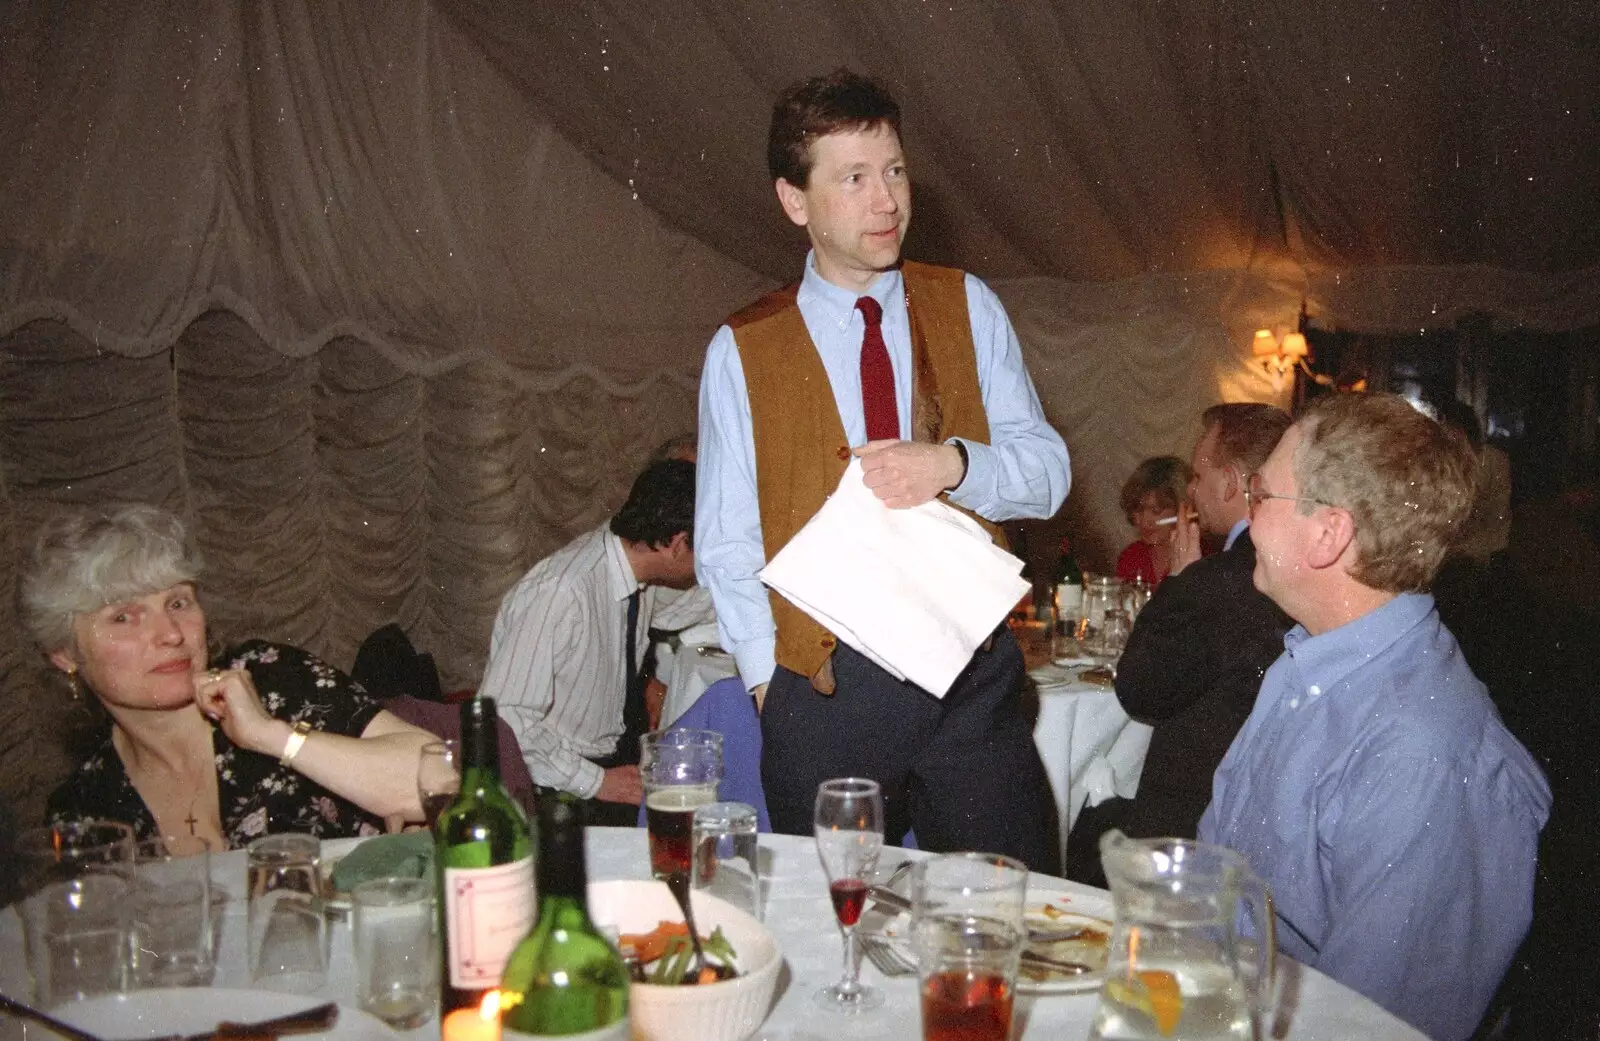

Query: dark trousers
<box><xmin>761</xmin><ymin>629</ymin><xmax>1061</xmax><ymax>876</ymax></box>
<box><xmin>577</xmin><ymin>747</ymin><xmax>643</xmax><ymax>828</ymax></box>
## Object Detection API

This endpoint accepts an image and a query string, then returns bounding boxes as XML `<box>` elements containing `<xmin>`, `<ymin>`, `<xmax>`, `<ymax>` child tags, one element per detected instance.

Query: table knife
<box><xmin>866</xmin><ymin>884</ymin><xmax>913</xmax><ymax>913</ymax></box>
<box><xmin>177</xmin><ymin>1002</ymin><xmax>339</xmax><ymax>1041</ymax></box>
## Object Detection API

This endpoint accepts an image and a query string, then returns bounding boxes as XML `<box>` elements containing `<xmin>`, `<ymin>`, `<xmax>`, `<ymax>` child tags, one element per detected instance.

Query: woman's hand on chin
<box><xmin>195</xmin><ymin>668</ymin><xmax>291</xmax><ymax>756</ymax></box>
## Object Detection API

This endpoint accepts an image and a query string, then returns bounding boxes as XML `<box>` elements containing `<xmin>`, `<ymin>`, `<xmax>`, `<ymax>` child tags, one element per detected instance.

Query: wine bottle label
<box><xmin>503</xmin><ymin>1022</ymin><xmax>629</xmax><ymax>1041</ymax></box>
<box><xmin>443</xmin><ymin>856</ymin><xmax>536</xmax><ymax>988</ymax></box>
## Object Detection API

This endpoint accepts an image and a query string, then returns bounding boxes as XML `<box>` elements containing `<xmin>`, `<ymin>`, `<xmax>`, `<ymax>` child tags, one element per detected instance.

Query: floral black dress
<box><xmin>46</xmin><ymin>640</ymin><xmax>387</xmax><ymax>848</ymax></box>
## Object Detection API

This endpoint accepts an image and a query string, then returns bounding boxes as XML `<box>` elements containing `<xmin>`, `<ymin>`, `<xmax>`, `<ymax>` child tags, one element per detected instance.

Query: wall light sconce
<box><xmin>1252</xmin><ymin>328</ymin><xmax>1310</xmax><ymax>389</ymax></box>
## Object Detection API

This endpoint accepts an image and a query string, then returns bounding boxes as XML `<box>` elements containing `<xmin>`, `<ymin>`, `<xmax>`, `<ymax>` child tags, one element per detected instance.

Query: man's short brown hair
<box><xmin>1293</xmin><ymin>393</ymin><xmax>1477</xmax><ymax>593</ymax></box>
<box><xmin>1201</xmin><ymin>402</ymin><xmax>1292</xmax><ymax>474</ymax></box>
<box><xmin>768</xmin><ymin>68</ymin><xmax>901</xmax><ymax>188</ymax></box>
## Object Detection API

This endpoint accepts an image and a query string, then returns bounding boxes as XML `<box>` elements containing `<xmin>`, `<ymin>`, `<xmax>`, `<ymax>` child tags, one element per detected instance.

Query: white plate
<box><xmin>859</xmin><ymin>877</ymin><xmax>1113</xmax><ymax>996</ymax></box>
<box><xmin>1018</xmin><ymin>887</ymin><xmax>1113</xmax><ymax>995</ymax></box>
<box><xmin>44</xmin><ymin>988</ymin><xmax>399</xmax><ymax>1041</ymax></box>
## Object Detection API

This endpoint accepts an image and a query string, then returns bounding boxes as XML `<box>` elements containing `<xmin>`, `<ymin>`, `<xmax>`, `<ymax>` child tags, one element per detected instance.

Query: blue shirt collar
<box><xmin>1283</xmin><ymin>591</ymin><xmax>1434</xmax><ymax>695</ymax></box>
<box><xmin>799</xmin><ymin>250</ymin><xmax>902</xmax><ymax>329</ymax></box>
<box><xmin>1223</xmin><ymin>517</ymin><xmax>1250</xmax><ymax>551</ymax></box>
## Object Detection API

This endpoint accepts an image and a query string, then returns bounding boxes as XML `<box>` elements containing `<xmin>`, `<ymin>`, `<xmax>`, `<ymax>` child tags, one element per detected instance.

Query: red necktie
<box><xmin>856</xmin><ymin>296</ymin><xmax>899</xmax><ymax>441</ymax></box>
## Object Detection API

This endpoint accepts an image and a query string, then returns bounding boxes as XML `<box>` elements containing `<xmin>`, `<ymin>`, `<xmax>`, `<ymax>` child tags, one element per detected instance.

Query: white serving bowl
<box><xmin>587</xmin><ymin>878</ymin><xmax>783</xmax><ymax>1041</ymax></box>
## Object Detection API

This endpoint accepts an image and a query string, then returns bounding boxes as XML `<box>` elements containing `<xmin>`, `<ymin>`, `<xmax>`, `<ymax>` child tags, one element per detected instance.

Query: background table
<box><xmin>1029</xmin><ymin>661</ymin><xmax>1152</xmax><ymax>868</ymax></box>
<box><xmin>659</xmin><ymin>641</ymin><xmax>739</xmax><ymax>728</ymax></box>
<box><xmin>1</xmin><ymin>829</ymin><xmax>1429</xmax><ymax>1041</ymax></box>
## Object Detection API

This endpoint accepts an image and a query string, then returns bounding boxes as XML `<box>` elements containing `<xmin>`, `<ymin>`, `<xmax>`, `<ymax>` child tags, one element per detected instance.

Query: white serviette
<box><xmin>758</xmin><ymin>459</ymin><xmax>1030</xmax><ymax>697</ymax></box>
<box><xmin>674</xmin><ymin>621</ymin><xmax>722</xmax><ymax>648</ymax></box>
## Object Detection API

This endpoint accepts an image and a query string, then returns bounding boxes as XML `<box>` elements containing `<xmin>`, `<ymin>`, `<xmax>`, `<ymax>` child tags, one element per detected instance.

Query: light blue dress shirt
<box><xmin>1199</xmin><ymin>593</ymin><xmax>1551</xmax><ymax>1041</ymax></box>
<box><xmin>695</xmin><ymin>254</ymin><xmax>1070</xmax><ymax>688</ymax></box>
<box><xmin>1223</xmin><ymin>516</ymin><xmax>1250</xmax><ymax>551</ymax></box>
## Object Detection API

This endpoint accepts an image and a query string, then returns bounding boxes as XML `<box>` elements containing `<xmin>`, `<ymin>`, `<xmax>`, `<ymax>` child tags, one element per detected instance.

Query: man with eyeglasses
<box><xmin>1199</xmin><ymin>393</ymin><xmax>1551</xmax><ymax>1041</ymax></box>
<box><xmin>1109</xmin><ymin>403</ymin><xmax>1293</xmax><ymax>846</ymax></box>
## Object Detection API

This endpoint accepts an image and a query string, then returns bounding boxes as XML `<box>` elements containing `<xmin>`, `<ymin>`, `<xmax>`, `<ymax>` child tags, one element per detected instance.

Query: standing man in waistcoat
<box><xmin>696</xmin><ymin>69</ymin><xmax>1071</xmax><ymax>871</ymax></box>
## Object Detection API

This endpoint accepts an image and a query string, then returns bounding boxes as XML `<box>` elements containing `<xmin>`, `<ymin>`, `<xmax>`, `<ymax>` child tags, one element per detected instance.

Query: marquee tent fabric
<box><xmin>1</xmin><ymin>0</ymin><xmax>1595</xmax><ymax>825</ymax></box>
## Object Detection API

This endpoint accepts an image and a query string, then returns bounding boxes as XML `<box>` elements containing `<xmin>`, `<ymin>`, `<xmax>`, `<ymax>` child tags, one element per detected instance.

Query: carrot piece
<box><xmin>619</xmin><ymin>920</ymin><xmax>689</xmax><ymax>964</ymax></box>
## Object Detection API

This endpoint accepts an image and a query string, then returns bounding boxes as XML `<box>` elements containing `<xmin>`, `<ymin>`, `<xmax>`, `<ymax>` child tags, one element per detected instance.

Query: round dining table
<box><xmin>0</xmin><ymin>828</ymin><xmax>1427</xmax><ymax>1041</ymax></box>
<box><xmin>1028</xmin><ymin>660</ymin><xmax>1152</xmax><ymax>867</ymax></box>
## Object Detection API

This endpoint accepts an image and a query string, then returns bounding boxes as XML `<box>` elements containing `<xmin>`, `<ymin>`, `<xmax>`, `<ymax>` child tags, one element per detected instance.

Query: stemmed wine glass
<box><xmin>417</xmin><ymin>740</ymin><xmax>460</xmax><ymax>830</ymax></box>
<box><xmin>813</xmin><ymin>777</ymin><xmax>885</xmax><ymax>1012</ymax></box>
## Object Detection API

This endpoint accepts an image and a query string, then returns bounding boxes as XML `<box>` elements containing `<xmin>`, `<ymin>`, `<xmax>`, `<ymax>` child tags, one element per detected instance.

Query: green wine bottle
<box><xmin>500</xmin><ymin>794</ymin><xmax>630</xmax><ymax>1039</ymax></box>
<box><xmin>1054</xmin><ymin>536</ymin><xmax>1084</xmax><ymax>632</ymax></box>
<box><xmin>437</xmin><ymin>696</ymin><xmax>536</xmax><ymax>1015</ymax></box>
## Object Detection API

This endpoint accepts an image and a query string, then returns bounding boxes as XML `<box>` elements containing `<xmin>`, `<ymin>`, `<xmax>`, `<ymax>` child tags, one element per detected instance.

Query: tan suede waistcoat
<box><xmin>729</xmin><ymin>261</ymin><xmax>999</xmax><ymax>691</ymax></box>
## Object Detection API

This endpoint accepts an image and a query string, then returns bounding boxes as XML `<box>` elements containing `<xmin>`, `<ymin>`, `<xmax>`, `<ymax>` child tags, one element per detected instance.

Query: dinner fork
<box><xmin>860</xmin><ymin>932</ymin><xmax>918</xmax><ymax>977</ymax></box>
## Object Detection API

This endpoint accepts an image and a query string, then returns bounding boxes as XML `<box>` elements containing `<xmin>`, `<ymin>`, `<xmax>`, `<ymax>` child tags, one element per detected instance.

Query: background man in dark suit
<box><xmin>1111</xmin><ymin>403</ymin><xmax>1293</xmax><ymax>840</ymax></box>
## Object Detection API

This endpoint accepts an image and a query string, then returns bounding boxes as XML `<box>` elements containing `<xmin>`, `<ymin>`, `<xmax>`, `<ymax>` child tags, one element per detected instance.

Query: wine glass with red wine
<box><xmin>417</xmin><ymin>740</ymin><xmax>460</xmax><ymax>830</ymax></box>
<box><xmin>813</xmin><ymin>777</ymin><xmax>885</xmax><ymax>1012</ymax></box>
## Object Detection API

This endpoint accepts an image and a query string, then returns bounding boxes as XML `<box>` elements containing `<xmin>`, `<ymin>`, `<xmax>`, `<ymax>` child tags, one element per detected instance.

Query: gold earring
<box><xmin>65</xmin><ymin>668</ymin><xmax>82</xmax><ymax>700</ymax></box>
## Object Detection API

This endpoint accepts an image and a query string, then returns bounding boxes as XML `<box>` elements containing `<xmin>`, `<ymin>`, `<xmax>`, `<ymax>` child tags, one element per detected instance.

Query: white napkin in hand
<box><xmin>758</xmin><ymin>458</ymin><xmax>1029</xmax><ymax>697</ymax></box>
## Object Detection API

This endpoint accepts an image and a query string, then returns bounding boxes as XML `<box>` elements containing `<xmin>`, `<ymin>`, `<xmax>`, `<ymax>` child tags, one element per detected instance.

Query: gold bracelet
<box><xmin>279</xmin><ymin>720</ymin><xmax>313</xmax><ymax>766</ymax></box>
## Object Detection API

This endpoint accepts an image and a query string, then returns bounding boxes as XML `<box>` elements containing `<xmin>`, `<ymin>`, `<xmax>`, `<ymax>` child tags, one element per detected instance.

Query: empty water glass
<box><xmin>691</xmin><ymin>801</ymin><xmax>762</xmax><ymax>921</ymax></box>
<box><xmin>1101</xmin><ymin>608</ymin><xmax>1132</xmax><ymax>661</ymax></box>
<box><xmin>16</xmin><ymin>820</ymin><xmax>136</xmax><ymax>1005</ymax></box>
<box><xmin>19</xmin><ymin>874</ymin><xmax>133</xmax><ymax>1005</ymax></box>
<box><xmin>1121</xmin><ymin>577</ymin><xmax>1152</xmax><ymax>620</ymax></box>
<box><xmin>352</xmin><ymin>877</ymin><xmax>438</xmax><ymax>1029</ymax></box>
<box><xmin>246</xmin><ymin>833</ymin><xmax>327</xmax><ymax>993</ymax></box>
<box><xmin>131</xmin><ymin>837</ymin><xmax>215</xmax><ymax>987</ymax></box>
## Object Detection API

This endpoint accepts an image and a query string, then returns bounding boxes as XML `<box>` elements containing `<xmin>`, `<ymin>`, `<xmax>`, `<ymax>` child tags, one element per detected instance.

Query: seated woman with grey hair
<box><xmin>22</xmin><ymin>503</ymin><xmax>437</xmax><ymax>848</ymax></box>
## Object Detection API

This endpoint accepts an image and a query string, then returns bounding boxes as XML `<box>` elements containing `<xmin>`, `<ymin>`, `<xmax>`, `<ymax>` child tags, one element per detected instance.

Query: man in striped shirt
<box><xmin>479</xmin><ymin>459</ymin><xmax>703</xmax><ymax>824</ymax></box>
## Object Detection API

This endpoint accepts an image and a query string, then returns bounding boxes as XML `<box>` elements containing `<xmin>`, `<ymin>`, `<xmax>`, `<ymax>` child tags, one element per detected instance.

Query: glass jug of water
<box><xmin>1089</xmin><ymin>831</ymin><xmax>1275</xmax><ymax>1041</ymax></box>
<box><xmin>1079</xmin><ymin>575</ymin><xmax>1123</xmax><ymax>655</ymax></box>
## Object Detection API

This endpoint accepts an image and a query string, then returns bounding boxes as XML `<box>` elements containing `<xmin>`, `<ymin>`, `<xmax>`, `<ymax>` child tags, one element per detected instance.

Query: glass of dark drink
<box><xmin>417</xmin><ymin>740</ymin><xmax>460</xmax><ymax>831</ymax></box>
<box><xmin>812</xmin><ymin>777</ymin><xmax>884</xmax><ymax>1013</ymax></box>
<box><xmin>640</xmin><ymin>728</ymin><xmax>724</xmax><ymax>881</ymax></box>
<box><xmin>910</xmin><ymin>852</ymin><xmax>1029</xmax><ymax>1041</ymax></box>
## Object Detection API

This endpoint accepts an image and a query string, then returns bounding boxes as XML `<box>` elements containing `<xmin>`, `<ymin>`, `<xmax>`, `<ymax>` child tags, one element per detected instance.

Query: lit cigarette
<box><xmin>1156</xmin><ymin>516</ymin><xmax>1179</xmax><ymax>526</ymax></box>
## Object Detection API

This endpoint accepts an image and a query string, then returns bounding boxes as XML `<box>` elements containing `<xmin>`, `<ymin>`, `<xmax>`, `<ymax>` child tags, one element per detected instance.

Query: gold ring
<box><xmin>206</xmin><ymin>669</ymin><xmax>224</xmax><ymax>682</ymax></box>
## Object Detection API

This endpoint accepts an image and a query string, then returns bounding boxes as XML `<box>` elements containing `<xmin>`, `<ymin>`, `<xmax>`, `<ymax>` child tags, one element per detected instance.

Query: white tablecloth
<box><xmin>659</xmin><ymin>642</ymin><xmax>740</xmax><ymax>727</ymax></box>
<box><xmin>0</xmin><ymin>829</ymin><xmax>1426</xmax><ymax>1041</ymax></box>
<box><xmin>1029</xmin><ymin>662</ymin><xmax>1153</xmax><ymax>866</ymax></box>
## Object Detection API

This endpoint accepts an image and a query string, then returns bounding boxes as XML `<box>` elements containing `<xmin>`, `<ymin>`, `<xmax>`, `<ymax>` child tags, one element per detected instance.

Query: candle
<box><xmin>443</xmin><ymin>992</ymin><xmax>502</xmax><ymax>1041</ymax></box>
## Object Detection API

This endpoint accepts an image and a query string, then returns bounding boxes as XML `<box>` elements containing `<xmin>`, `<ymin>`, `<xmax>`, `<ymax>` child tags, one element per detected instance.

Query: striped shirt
<box><xmin>480</xmin><ymin>524</ymin><xmax>712</xmax><ymax>797</ymax></box>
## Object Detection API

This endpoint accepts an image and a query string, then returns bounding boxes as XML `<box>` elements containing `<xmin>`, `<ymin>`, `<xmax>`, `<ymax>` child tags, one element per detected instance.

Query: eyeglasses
<box><xmin>1244</xmin><ymin>471</ymin><xmax>1338</xmax><ymax>517</ymax></box>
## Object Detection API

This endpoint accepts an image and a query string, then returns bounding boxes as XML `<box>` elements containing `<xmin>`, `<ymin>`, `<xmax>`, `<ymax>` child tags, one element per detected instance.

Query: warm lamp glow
<box><xmin>1251</xmin><ymin>328</ymin><xmax>1315</xmax><ymax>389</ymax></box>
